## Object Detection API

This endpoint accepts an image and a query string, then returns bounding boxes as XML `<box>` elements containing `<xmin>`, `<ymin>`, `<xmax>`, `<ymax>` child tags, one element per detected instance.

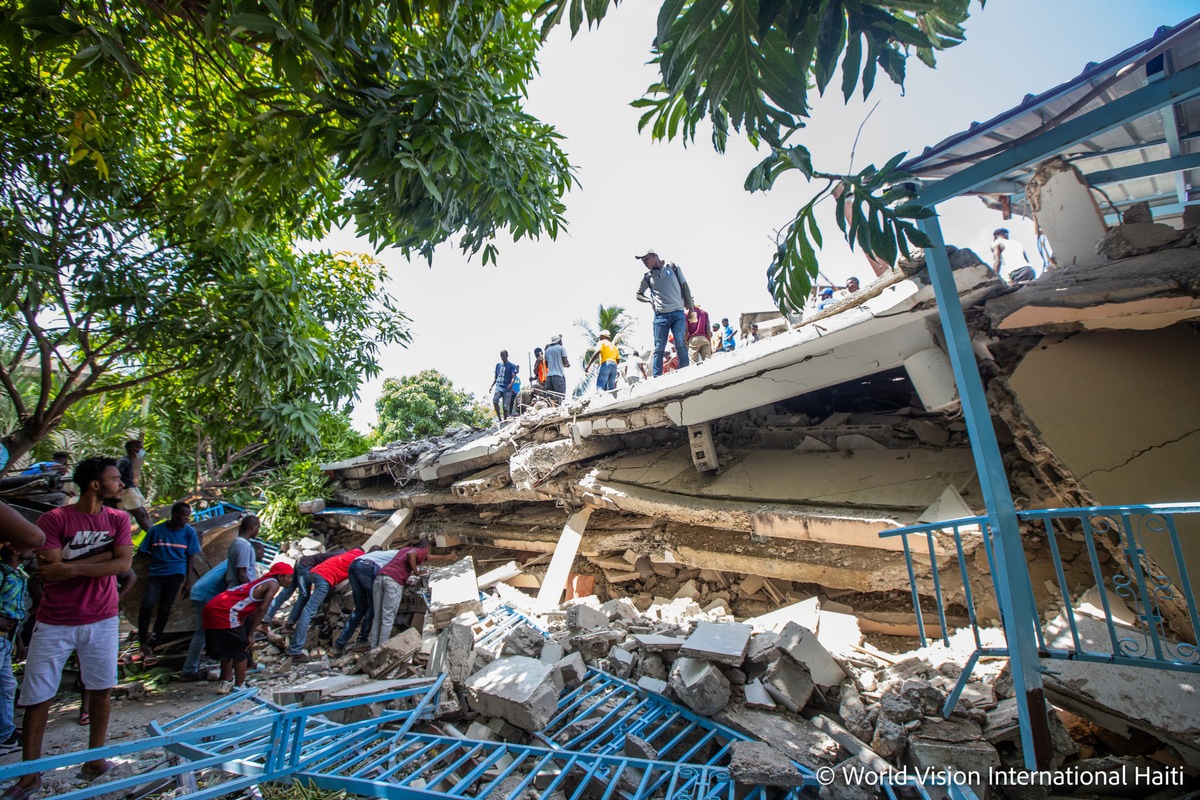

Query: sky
<box><xmin>327</xmin><ymin>0</ymin><xmax>1198</xmax><ymax>433</ymax></box>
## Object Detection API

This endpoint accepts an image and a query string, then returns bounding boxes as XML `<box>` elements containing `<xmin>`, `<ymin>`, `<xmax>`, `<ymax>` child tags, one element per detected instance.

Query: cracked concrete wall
<box><xmin>1009</xmin><ymin>325</ymin><xmax>1200</xmax><ymax>600</ymax></box>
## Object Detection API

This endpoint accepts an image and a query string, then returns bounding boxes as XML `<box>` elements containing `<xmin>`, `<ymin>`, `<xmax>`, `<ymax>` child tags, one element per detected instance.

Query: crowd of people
<box><xmin>0</xmin><ymin>441</ymin><xmax>442</xmax><ymax>799</ymax></box>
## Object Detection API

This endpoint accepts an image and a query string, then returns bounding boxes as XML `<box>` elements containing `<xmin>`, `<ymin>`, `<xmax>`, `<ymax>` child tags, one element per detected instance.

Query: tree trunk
<box><xmin>0</xmin><ymin>419</ymin><xmax>54</xmax><ymax>477</ymax></box>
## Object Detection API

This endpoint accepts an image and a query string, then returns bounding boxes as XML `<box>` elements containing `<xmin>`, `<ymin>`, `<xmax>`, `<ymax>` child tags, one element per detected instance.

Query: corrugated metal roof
<box><xmin>901</xmin><ymin>13</ymin><xmax>1200</xmax><ymax>217</ymax></box>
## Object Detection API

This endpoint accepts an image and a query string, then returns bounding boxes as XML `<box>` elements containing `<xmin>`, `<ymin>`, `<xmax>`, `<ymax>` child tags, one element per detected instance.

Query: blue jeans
<box><xmin>597</xmin><ymin>361</ymin><xmax>617</xmax><ymax>391</ymax></box>
<box><xmin>335</xmin><ymin>561</ymin><xmax>378</xmax><ymax>649</ymax></box>
<box><xmin>288</xmin><ymin>575</ymin><xmax>331</xmax><ymax>655</ymax></box>
<box><xmin>184</xmin><ymin>600</ymin><xmax>206</xmax><ymax>675</ymax></box>
<box><xmin>267</xmin><ymin>564</ymin><xmax>311</xmax><ymax>622</ymax></box>
<box><xmin>652</xmin><ymin>309</ymin><xmax>690</xmax><ymax>376</ymax></box>
<box><xmin>0</xmin><ymin>637</ymin><xmax>15</xmax><ymax>741</ymax></box>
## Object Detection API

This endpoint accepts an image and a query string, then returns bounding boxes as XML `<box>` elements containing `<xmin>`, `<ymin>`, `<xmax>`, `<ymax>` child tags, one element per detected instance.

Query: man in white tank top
<box><xmin>991</xmin><ymin>228</ymin><xmax>1036</xmax><ymax>284</ymax></box>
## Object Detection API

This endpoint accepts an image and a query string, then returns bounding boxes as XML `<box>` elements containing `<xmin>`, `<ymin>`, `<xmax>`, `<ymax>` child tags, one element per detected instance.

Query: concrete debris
<box><xmin>623</xmin><ymin>734</ymin><xmax>659</xmax><ymax>761</ymax></box>
<box><xmin>566</xmin><ymin>603</ymin><xmax>610</xmax><ymax>631</ymax></box>
<box><xmin>426</xmin><ymin>622</ymin><xmax>475</xmax><ymax>684</ymax></box>
<box><xmin>605</xmin><ymin>645</ymin><xmax>636</xmax><ymax>678</ymax></box>
<box><xmin>555</xmin><ymin>651</ymin><xmax>588</xmax><ymax>688</ymax></box>
<box><xmin>428</xmin><ymin>557</ymin><xmax>483</xmax><ymax>629</ymax></box>
<box><xmin>776</xmin><ymin>622</ymin><xmax>845</xmax><ymax>686</ymax></box>
<box><xmin>679</xmin><ymin>621</ymin><xmax>751</xmax><ymax>666</ymax></box>
<box><xmin>761</xmin><ymin>654</ymin><xmax>815</xmax><ymax>713</ymax></box>
<box><xmin>501</xmin><ymin>623</ymin><xmax>546</xmax><ymax>658</ymax></box>
<box><xmin>668</xmin><ymin>656</ymin><xmax>731</xmax><ymax>716</ymax></box>
<box><xmin>743</xmin><ymin>680</ymin><xmax>777</xmax><ymax>710</ymax></box>
<box><xmin>360</xmin><ymin>628</ymin><xmax>422</xmax><ymax>679</ymax></box>
<box><xmin>728</xmin><ymin>741</ymin><xmax>807</xmax><ymax>788</ymax></box>
<box><xmin>465</xmin><ymin>656</ymin><xmax>559</xmax><ymax>732</ymax></box>
<box><xmin>870</xmin><ymin>717</ymin><xmax>908</xmax><ymax>759</ymax></box>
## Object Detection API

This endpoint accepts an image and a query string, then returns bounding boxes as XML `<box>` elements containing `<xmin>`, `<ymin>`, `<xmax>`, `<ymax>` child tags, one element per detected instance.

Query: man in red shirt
<box><xmin>286</xmin><ymin>547</ymin><xmax>362</xmax><ymax>662</ymax></box>
<box><xmin>204</xmin><ymin>562</ymin><xmax>292</xmax><ymax>693</ymax></box>
<box><xmin>7</xmin><ymin>457</ymin><xmax>133</xmax><ymax>797</ymax></box>
<box><xmin>369</xmin><ymin>539</ymin><xmax>430</xmax><ymax>648</ymax></box>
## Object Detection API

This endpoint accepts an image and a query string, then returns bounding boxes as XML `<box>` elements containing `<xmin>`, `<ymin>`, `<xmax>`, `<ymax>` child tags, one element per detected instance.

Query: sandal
<box><xmin>76</xmin><ymin>760</ymin><xmax>116</xmax><ymax>781</ymax></box>
<box><xmin>143</xmin><ymin>653</ymin><xmax>159</xmax><ymax>667</ymax></box>
<box><xmin>0</xmin><ymin>778</ymin><xmax>42</xmax><ymax>800</ymax></box>
<box><xmin>78</xmin><ymin>710</ymin><xmax>90</xmax><ymax>726</ymax></box>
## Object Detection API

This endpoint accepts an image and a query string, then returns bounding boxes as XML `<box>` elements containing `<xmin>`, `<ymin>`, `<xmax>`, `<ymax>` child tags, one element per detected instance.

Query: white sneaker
<box><xmin>215</xmin><ymin>680</ymin><xmax>233</xmax><ymax>695</ymax></box>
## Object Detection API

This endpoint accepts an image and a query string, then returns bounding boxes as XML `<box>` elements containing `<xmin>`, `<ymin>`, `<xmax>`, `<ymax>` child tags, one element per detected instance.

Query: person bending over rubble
<box><xmin>203</xmin><ymin>562</ymin><xmax>292</xmax><ymax>694</ymax></box>
<box><xmin>287</xmin><ymin>546</ymin><xmax>363</xmax><ymax>662</ymax></box>
<box><xmin>369</xmin><ymin>539</ymin><xmax>431</xmax><ymax>649</ymax></box>
<box><xmin>331</xmin><ymin>546</ymin><xmax>399</xmax><ymax>656</ymax></box>
<box><xmin>268</xmin><ymin>546</ymin><xmax>345</xmax><ymax>631</ymax></box>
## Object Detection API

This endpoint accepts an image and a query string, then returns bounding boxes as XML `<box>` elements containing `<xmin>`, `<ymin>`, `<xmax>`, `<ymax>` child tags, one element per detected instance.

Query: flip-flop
<box><xmin>78</xmin><ymin>710</ymin><xmax>89</xmax><ymax>726</ymax></box>
<box><xmin>0</xmin><ymin>778</ymin><xmax>42</xmax><ymax>800</ymax></box>
<box><xmin>143</xmin><ymin>654</ymin><xmax>159</xmax><ymax>667</ymax></box>
<box><xmin>76</xmin><ymin>760</ymin><xmax>116</xmax><ymax>781</ymax></box>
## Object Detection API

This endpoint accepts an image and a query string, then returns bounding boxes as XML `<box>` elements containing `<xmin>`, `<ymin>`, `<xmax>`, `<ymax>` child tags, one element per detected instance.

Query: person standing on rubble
<box><xmin>685</xmin><ymin>305</ymin><xmax>711</xmax><ymax>364</ymax></box>
<box><xmin>543</xmin><ymin>335</ymin><xmax>569</xmax><ymax>406</ymax></box>
<box><xmin>286</xmin><ymin>546</ymin><xmax>363</xmax><ymax>663</ymax></box>
<box><xmin>489</xmin><ymin>350</ymin><xmax>518</xmax><ymax>422</ymax></box>
<box><xmin>331</xmin><ymin>547</ymin><xmax>398</xmax><ymax>656</ymax></box>
<box><xmin>369</xmin><ymin>539</ymin><xmax>431</xmax><ymax>649</ymax></box>
<box><xmin>634</xmin><ymin>248</ymin><xmax>693</xmax><ymax>376</ymax></box>
<box><xmin>584</xmin><ymin>330</ymin><xmax>620</xmax><ymax>392</ymax></box>
<box><xmin>992</xmin><ymin>228</ymin><xmax>1036</xmax><ymax>284</ymax></box>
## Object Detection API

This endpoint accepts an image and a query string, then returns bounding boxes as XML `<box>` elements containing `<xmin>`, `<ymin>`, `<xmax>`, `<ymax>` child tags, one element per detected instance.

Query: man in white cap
<box><xmin>584</xmin><ymin>330</ymin><xmax>620</xmax><ymax>392</ymax></box>
<box><xmin>543</xmin><ymin>335</ymin><xmax>569</xmax><ymax>405</ymax></box>
<box><xmin>634</xmin><ymin>248</ymin><xmax>693</xmax><ymax>377</ymax></box>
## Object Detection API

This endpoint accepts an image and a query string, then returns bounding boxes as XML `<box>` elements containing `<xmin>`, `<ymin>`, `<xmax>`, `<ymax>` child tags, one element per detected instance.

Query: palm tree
<box><xmin>573</xmin><ymin>304</ymin><xmax>634</xmax><ymax>397</ymax></box>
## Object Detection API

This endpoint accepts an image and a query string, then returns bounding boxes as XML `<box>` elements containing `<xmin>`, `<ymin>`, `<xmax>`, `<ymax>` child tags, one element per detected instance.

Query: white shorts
<box><xmin>121</xmin><ymin>486</ymin><xmax>147</xmax><ymax>511</ymax></box>
<box><xmin>20</xmin><ymin>617</ymin><xmax>119</xmax><ymax>706</ymax></box>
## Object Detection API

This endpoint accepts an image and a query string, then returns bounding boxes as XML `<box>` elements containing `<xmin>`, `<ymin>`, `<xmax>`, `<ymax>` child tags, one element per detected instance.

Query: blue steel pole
<box><xmin>916</xmin><ymin>214</ymin><xmax>1051</xmax><ymax>771</ymax></box>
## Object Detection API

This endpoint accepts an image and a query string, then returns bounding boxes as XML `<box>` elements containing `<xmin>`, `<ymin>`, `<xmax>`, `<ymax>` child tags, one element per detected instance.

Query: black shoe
<box><xmin>0</xmin><ymin>732</ymin><xmax>21</xmax><ymax>756</ymax></box>
<box><xmin>178</xmin><ymin>672</ymin><xmax>204</xmax><ymax>683</ymax></box>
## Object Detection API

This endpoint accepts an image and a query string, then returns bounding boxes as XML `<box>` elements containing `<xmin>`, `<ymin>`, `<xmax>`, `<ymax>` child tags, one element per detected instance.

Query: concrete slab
<box><xmin>668</xmin><ymin>657</ymin><xmax>730</xmax><ymax>716</ymax></box>
<box><xmin>465</xmin><ymin>656</ymin><xmax>559</xmax><ymax>732</ymax></box>
<box><xmin>633</xmin><ymin>634</ymin><xmax>685</xmax><ymax>652</ymax></box>
<box><xmin>716</xmin><ymin>705</ymin><xmax>842</xmax><ymax>770</ymax></box>
<box><xmin>679</xmin><ymin>621</ymin><xmax>751</xmax><ymax>666</ymax></box>
<box><xmin>728</xmin><ymin>741</ymin><xmax>807</xmax><ymax>788</ymax></box>
<box><xmin>743</xmin><ymin>680</ymin><xmax>777</xmax><ymax>710</ymax></box>
<box><xmin>429</xmin><ymin>556</ymin><xmax>483</xmax><ymax>628</ymax></box>
<box><xmin>534</xmin><ymin>507</ymin><xmax>592</xmax><ymax>612</ymax></box>
<box><xmin>777</xmin><ymin>622</ymin><xmax>846</xmax><ymax>686</ymax></box>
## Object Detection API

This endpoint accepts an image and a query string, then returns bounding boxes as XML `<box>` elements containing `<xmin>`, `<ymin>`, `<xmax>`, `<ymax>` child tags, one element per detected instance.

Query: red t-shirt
<box><xmin>378</xmin><ymin>547</ymin><xmax>429</xmax><ymax>584</ymax></box>
<box><xmin>310</xmin><ymin>548</ymin><xmax>363</xmax><ymax>585</ymax></box>
<box><xmin>36</xmin><ymin>504</ymin><xmax>133</xmax><ymax>626</ymax></box>
<box><xmin>203</xmin><ymin>575</ymin><xmax>277</xmax><ymax>630</ymax></box>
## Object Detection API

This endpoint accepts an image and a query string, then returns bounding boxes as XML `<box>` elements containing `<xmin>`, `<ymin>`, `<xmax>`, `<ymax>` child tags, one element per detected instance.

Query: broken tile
<box><xmin>680</xmin><ymin>621</ymin><xmax>751</xmax><ymax>666</ymax></box>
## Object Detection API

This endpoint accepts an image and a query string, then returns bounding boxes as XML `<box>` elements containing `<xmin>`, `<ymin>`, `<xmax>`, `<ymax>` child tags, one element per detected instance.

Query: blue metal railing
<box><xmin>880</xmin><ymin>502</ymin><xmax>1200</xmax><ymax>715</ymax></box>
<box><xmin>192</xmin><ymin>502</ymin><xmax>246</xmax><ymax>522</ymax></box>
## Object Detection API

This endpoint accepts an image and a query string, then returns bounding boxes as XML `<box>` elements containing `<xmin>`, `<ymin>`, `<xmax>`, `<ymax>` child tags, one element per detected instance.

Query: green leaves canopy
<box><xmin>373</xmin><ymin>370</ymin><xmax>490</xmax><ymax>444</ymax></box>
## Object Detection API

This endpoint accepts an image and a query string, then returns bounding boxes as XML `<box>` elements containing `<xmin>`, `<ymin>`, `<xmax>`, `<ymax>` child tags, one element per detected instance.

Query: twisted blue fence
<box><xmin>880</xmin><ymin>502</ymin><xmax>1200</xmax><ymax>716</ymax></box>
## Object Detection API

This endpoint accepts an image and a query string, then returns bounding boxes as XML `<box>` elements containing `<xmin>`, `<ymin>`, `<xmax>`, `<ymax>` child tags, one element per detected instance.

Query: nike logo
<box><xmin>61</xmin><ymin>531</ymin><xmax>116</xmax><ymax>561</ymax></box>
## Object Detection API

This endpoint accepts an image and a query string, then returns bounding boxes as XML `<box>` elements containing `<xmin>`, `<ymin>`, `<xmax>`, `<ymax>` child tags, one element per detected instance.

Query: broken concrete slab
<box><xmin>743</xmin><ymin>680</ymin><xmax>777</xmax><ymax>710</ymax></box>
<box><xmin>870</xmin><ymin>717</ymin><xmax>907</xmax><ymax>760</ymax></box>
<box><xmin>465</xmin><ymin>656</ymin><xmax>560</xmax><ymax>732</ymax></box>
<box><xmin>502</xmin><ymin>623</ymin><xmax>546</xmax><ymax>659</ymax></box>
<box><xmin>816</xmin><ymin>609</ymin><xmax>863</xmax><ymax>655</ymax></box>
<box><xmin>606</xmin><ymin>646</ymin><xmax>635</xmax><ymax>679</ymax></box>
<box><xmin>624</xmin><ymin>734</ymin><xmax>658</xmax><ymax>761</ymax></box>
<box><xmin>273</xmin><ymin>674</ymin><xmax>368</xmax><ymax>706</ymax></box>
<box><xmin>637</xmin><ymin>676</ymin><xmax>668</xmax><ymax>695</ymax></box>
<box><xmin>746</xmin><ymin>632</ymin><xmax>781</xmax><ymax>664</ymax></box>
<box><xmin>361</xmin><ymin>628</ymin><xmax>423</xmax><ymax>679</ymax></box>
<box><xmin>717</xmin><ymin>705</ymin><xmax>842</xmax><ymax>770</ymax></box>
<box><xmin>679</xmin><ymin>621</ymin><xmax>752</xmax><ymax>666</ymax></box>
<box><xmin>556</xmin><ymin>652</ymin><xmax>587</xmax><ymax>688</ymax></box>
<box><xmin>728</xmin><ymin>741</ymin><xmax>806</xmax><ymax>788</ymax></box>
<box><xmin>668</xmin><ymin>657</ymin><xmax>731</xmax><ymax>716</ymax></box>
<box><xmin>534</xmin><ymin>507</ymin><xmax>591</xmax><ymax>612</ymax></box>
<box><xmin>905</xmin><ymin>733</ymin><xmax>1000</xmax><ymax>798</ymax></box>
<box><xmin>426</xmin><ymin>623</ymin><xmax>475</xmax><ymax>684</ymax></box>
<box><xmin>566</xmin><ymin>603</ymin><xmax>610</xmax><ymax>632</ymax></box>
<box><xmin>429</xmin><ymin>556</ymin><xmax>483</xmax><ymax>629</ymax></box>
<box><xmin>777</xmin><ymin>622</ymin><xmax>846</xmax><ymax>686</ymax></box>
<box><xmin>761</xmin><ymin>655</ymin><xmax>814</xmax><ymax>713</ymax></box>
<box><xmin>632</xmin><ymin>634</ymin><xmax>685</xmax><ymax>652</ymax></box>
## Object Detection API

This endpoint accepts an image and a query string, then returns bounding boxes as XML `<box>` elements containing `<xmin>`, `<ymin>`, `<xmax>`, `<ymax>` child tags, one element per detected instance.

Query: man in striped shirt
<box><xmin>137</xmin><ymin>502</ymin><xmax>200</xmax><ymax>666</ymax></box>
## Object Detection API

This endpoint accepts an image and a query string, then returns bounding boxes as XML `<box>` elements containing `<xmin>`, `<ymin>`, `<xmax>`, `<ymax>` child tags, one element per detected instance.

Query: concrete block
<box><xmin>746</xmin><ymin>632</ymin><xmax>781</xmax><ymax>664</ymax></box>
<box><xmin>540</xmin><ymin>641</ymin><xmax>565</xmax><ymax>665</ymax></box>
<box><xmin>599</xmin><ymin>599</ymin><xmax>639</xmax><ymax>622</ymax></box>
<box><xmin>465</xmin><ymin>656</ymin><xmax>559</xmax><ymax>732</ymax></box>
<box><xmin>429</xmin><ymin>556</ymin><xmax>483</xmax><ymax>629</ymax></box>
<box><xmin>273</xmin><ymin>674</ymin><xmax>368</xmax><ymax>706</ymax></box>
<box><xmin>747</xmin><ymin>596</ymin><xmax>820</xmax><ymax>634</ymax></box>
<box><xmin>426</xmin><ymin>623</ymin><xmax>475</xmax><ymax>684</ymax></box>
<box><xmin>566</xmin><ymin>604</ymin><xmax>610</xmax><ymax>631</ymax></box>
<box><xmin>728</xmin><ymin>741</ymin><xmax>806</xmax><ymax>788</ymax></box>
<box><xmin>870</xmin><ymin>717</ymin><xmax>908</xmax><ymax>759</ymax></box>
<box><xmin>637</xmin><ymin>676</ymin><xmax>668</xmax><ymax>695</ymax></box>
<box><xmin>361</xmin><ymin>628</ymin><xmax>423</xmax><ymax>679</ymax></box>
<box><xmin>762</xmin><ymin>655</ymin><xmax>814</xmax><ymax>712</ymax></box>
<box><xmin>669</xmin><ymin>657</ymin><xmax>730</xmax><ymax>717</ymax></box>
<box><xmin>635</xmin><ymin>653</ymin><xmax>667</xmax><ymax>681</ymax></box>
<box><xmin>624</xmin><ymin>734</ymin><xmax>658</xmax><ymax>761</ymax></box>
<box><xmin>632</xmin><ymin>634</ymin><xmax>684</xmax><ymax>652</ymax></box>
<box><xmin>680</xmin><ymin>621</ymin><xmax>751</xmax><ymax>666</ymax></box>
<box><xmin>777</xmin><ymin>622</ymin><xmax>846</xmax><ymax>686</ymax></box>
<box><xmin>606</xmin><ymin>646</ymin><xmax>635</xmax><ymax>679</ymax></box>
<box><xmin>502</xmin><ymin>623</ymin><xmax>545</xmax><ymax>658</ymax></box>
<box><xmin>673</xmin><ymin>579</ymin><xmax>700</xmax><ymax>601</ymax></box>
<box><xmin>556</xmin><ymin>652</ymin><xmax>587</xmax><ymax>687</ymax></box>
<box><xmin>744</xmin><ymin>680</ymin><xmax>777</xmax><ymax>710</ymax></box>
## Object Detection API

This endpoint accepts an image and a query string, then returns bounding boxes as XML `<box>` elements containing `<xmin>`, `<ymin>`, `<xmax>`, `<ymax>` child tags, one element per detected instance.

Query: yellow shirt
<box><xmin>598</xmin><ymin>340</ymin><xmax>619</xmax><ymax>363</ymax></box>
